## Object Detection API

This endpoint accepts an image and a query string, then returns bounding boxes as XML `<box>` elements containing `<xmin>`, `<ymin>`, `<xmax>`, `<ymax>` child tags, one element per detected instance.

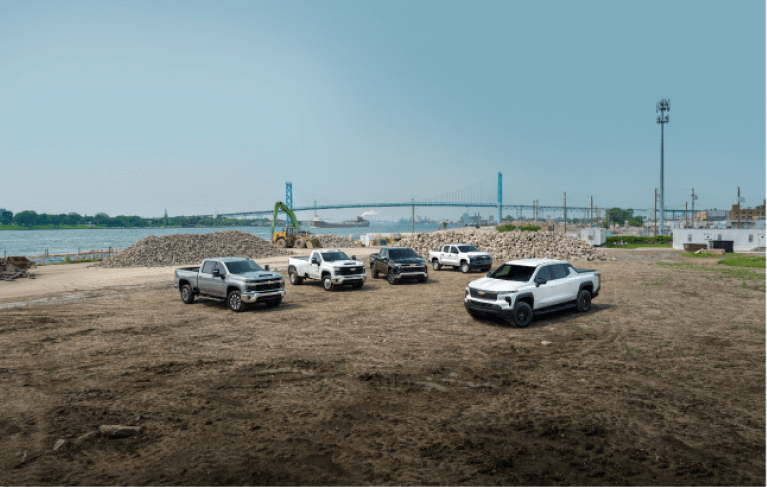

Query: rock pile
<box><xmin>398</xmin><ymin>229</ymin><xmax>609</xmax><ymax>262</ymax></box>
<box><xmin>0</xmin><ymin>258</ymin><xmax>34</xmax><ymax>280</ymax></box>
<box><xmin>316</xmin><ymin>233</ymin><xmax>360</xmax><ymax>248</ymax></box>
<box><xmin>96</xmin><ymin>230</ymin><xmax>292</xmax><ymax>268</ymax></box>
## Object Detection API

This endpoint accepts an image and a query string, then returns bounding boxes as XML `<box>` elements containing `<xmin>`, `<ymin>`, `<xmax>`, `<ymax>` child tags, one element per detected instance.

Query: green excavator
<box><xmin>271</xmin><ymin>202</ymin><xmax>321</xmax><ymax>249</ymax></box>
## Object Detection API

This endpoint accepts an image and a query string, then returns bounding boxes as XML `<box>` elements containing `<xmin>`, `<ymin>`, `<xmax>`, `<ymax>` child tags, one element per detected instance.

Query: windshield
<box><xmin>457</xmin><ymin>245</ymin><xmax>479</xmax><ymax>252</ymax></box>
<box><xmin>389</xmin><ymin>248</ymin><xmax>418</xmax><ymax>259</ymax></box>
<box><xmin>320</xmin><ymin>251</ymin><xmax>350</xmax><ymax>262</ymax></box>
<box><xmin>225</xmin><ymin>259</ymin><xmax>263</xmax><ymax>274</ymax></box>
<box><xmin>488</xmin><ymin>264</ymin><xmax>536</xmax><ymax>282</ymax></box>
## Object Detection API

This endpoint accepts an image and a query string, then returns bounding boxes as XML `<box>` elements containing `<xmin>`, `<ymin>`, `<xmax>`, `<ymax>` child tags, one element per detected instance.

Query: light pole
<box><xmin>656</xmin><ymin>99</ymin><xmax>670</xmax><ymax>234</ymax></box>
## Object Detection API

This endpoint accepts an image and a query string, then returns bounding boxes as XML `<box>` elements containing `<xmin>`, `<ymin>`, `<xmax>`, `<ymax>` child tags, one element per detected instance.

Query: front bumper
<box><xmin>331</xmin><ymin>274</ymin><xmax>366</xmax><ymax>285</ymax></box>
<box><xmin>393</xmin><ymin>271</ymin><xmax>428</xmax><ymax>280</ymax></box>
<box><xmin>464</xmin><ymin>298</ymin><xmax>514</xmax><ymax>319</ymax></box>
<box><xmin>241</xmin><ymin>290</ymin><xmax>286</xmax><ymax>304</ymax></box>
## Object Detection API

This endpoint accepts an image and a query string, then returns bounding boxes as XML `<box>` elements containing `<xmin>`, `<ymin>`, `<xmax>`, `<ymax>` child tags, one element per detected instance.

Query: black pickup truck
<box><xmin>369</xmin><ymin>247</ymin><xmax>428</xmax><ymax>284</ymax></box>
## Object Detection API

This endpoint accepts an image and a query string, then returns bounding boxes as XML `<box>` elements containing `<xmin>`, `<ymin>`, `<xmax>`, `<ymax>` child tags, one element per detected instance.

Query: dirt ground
<box><xmin>0</xmin><ymin>249</ymin><xmax>764</xmax><ymax>485</ymax></box>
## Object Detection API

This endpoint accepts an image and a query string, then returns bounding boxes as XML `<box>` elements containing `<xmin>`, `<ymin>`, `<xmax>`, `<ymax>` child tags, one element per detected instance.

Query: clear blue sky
<box><xmin>1</xmin><ymin>0</ymin><xmax>764</xmax><ymax>220</ymax></box>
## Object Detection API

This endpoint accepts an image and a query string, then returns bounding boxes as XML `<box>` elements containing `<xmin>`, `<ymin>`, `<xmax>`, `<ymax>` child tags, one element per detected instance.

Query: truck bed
<box><xmin>289</xmin><ymin>257</ymin><xmax>309</xmax><ymax>261</ymax></box>
<box><xmin>177</xmin><ymin>267</ymin><xmax>200</xmax><ymax>273</ymax></box>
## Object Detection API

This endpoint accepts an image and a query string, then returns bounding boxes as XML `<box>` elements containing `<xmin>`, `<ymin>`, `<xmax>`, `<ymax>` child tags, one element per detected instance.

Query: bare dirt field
<box><xmin>0</xmin><ymin>249</ymin><xmax>764</xmax><ymax>485</ymax></box>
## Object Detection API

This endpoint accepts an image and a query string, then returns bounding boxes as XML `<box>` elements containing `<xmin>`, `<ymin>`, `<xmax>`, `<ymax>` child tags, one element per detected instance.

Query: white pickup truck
<box><xmin>464</xmin><ymin>258</ymin><xmax>600</xmax><ymax>328</ymax></box>
<box><xmin>428</xmin><ymin>243</ymin><xmax>493</xmax><ymax>273</ymax></box>
<box><xmin>288</xmin><ymin>249</ymin><xmax>366</xmax><ymax>291</ymax></box>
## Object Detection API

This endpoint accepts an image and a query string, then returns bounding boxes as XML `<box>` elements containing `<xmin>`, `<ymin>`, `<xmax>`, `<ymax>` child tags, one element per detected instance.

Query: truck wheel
<box><xmin>295</xmin><ymin>237</ymin><xmax>306</xmax><ymax>248</ymax></box>
<box><xmin>387</xmin><ymin>270</ymin><xmax>397</xmax><ymax>285</ymax></box>
<box><xmin>577</xmin><ymin>290</ymin><xmax>592</xmax><ymax>312</ymax></box>
<box><xmin>510</xmin><ymin>302</ymin><xmax>533</xmax><ymax>328</ymax></box>
<box><xmin>323</xmin><ymin>275</ymin><xmax>335</xmax><ymax>291</ymax></box>
<box><xmin>275</xmin><ymin>238</ymin><xmax>287</xmax><ymax>248</ymax></box>
<box><xmin>180</xmin><ymin>284</ymin><xmax>194</xmax><ymax>304</ymax></box>
<box><xmin>371</xmin><ymin>266</ymin><xmax>379</xmax><ymax>279</ymax></box>
<box><xmin>265</xmin><ymin>298</ymin><xmax>282</xmax><ymax>308</ymax></box>
<box><xmin>460</xmin><ymin>262</ymin><xmax>470</xmax><ymax>273</ymax></box>
<box><xmin>289</xmin><ymin>269</ymin><xmax>303</xmax><ymax>285</ymax></box>
<box><xmin>228</xmin><ymin>290</ymin><xmax>245</xmax><ymax>312</ymax></box>
<box><xmin>432</xmin><ymin>260</ymin><xmax>441</xmax><ymax>271</ymax></box>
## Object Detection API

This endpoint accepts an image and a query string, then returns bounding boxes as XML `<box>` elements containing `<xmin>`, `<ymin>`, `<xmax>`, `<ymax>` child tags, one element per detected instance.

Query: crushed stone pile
<box><xmin>316</xmin><ymin>234</ymin><xmax>360</xmax><ymax>248</ymax></box>
<box><xmin>96</xmin><ymin>230</ymin><xmax>293</xmax><ymax>268</ymax></box>
<box><xmin>397</xmin><ymin>229</ymin><xmax>610</xmax><ymax>262</ymax></box>
<box><xmin>0</xmin><ymin>258</ymin><xmax>34</xmax><ymax>280</ymax></box>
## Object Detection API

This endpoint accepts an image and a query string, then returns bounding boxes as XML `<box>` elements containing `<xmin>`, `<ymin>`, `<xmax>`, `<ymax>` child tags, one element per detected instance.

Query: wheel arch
<box><xmin>515</xmin><ymin>292</ymin><xmax>535</xmax><ymax>309</ymax></box>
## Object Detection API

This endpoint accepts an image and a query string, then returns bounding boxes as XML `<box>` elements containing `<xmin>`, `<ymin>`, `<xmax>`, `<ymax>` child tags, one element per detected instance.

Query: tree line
<box><xmin>0</xmin><ymin>210</ymin><xmax>268</xmax><ymax>229</ymax></box>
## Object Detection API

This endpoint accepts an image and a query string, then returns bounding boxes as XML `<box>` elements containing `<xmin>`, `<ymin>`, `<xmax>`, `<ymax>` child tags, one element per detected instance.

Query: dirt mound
<box><xmin>6</xmin><ymin>256</ymin><xmax>35</xmax><ymax>269</ymax></box>
<box><xmin>96</xmin><ymin>230</ymin><xmax>293</xmax><ymax>268</ymax></box>
<box><xmin>0</xmin><ymin>258</ymin><xmax>34</xmax><ymax>280</ymax></box>
<box><xmin>399</xmin><ymin>228</ymin><xmax>609</xmax><ymax>262</ymax></box>
<box><xmin>316</xmin><ymin>234</ymin><xmax>360</xmax><ymax>248</ymax></box>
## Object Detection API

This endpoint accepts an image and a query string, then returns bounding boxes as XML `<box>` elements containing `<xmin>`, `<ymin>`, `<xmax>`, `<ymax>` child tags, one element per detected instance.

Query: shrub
<box><xmin>518</xmin><ymin>225</ymin><xmax>541</xmax><ymax>232</ymax></box>
<box><xmin>496</xmin><ymin>224</ymin><xmax>516</xmax><ymax>232</ymax></box>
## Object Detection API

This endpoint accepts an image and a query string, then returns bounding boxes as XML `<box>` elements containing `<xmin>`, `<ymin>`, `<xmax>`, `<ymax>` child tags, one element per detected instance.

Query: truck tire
<box><xmin>460</xmin><ymin>261</ymin><xmax>470</xmax><ymax>273</ymax></box>
<box><xmin>323</xmin><ymin>275</ymin><xmax>335</xmax><ymax>291</ymax></box>
<box><xmin>228</xmin><ymin>290</ymin><xmax>245</xmax><ymax>312</ymax></box>
<box><xmin>432</xmin><ymin>260</ymin><xmax>441</xmax><ymax>271</ymax></box>
<box><xmin>265</xmin><ymin>298</ymin><xmax>282</xmax><ymax>308</ymax></box>
<box><xmin>295</xmin><ymin>237</ymin><xmax>306</xmax><ymax>248</ymax></box>
<box><xmin>289</xmin><ymin>268</ymin><xmax>303</xmax><ymax>285</ymax></box>
<box><xmin>180</xmin><ymin>284</ymin><xmax>194</xmax><ymax>304</ymax></box>
<box><xmin>510</xmin><ymin>302</ymin><xmax>533</xmax><ymax>328</ymax></box>
<box><xmin>275</xmin><ymin>238</ymin><xmax>287</xmax><ymax>248</ymax></box>
<box><xmin>577</xmin><ymin>289</ymin><xmax>592</xmax><ymax>312</ymax></box>
<box><xmin>387</xmin><ymin>270</ymin><xmax>397</xmax><ymax>285</ymax></box>
<box><xmin>371</xmin><ymin>265</ymin><xmax>379</xmax><ymax>279</ymax></box>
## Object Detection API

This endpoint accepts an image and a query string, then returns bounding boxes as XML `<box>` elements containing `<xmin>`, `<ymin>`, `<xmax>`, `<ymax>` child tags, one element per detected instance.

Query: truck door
<box><xmin>198</xmin><ymin>260</ymin><xmax>217</xmax><ymax>295</ymax></box>
<box><xmin>547</xmin><ymin>264</ymin><xmax>576</xmax><ymax>305</ymax></box>
<box><xmin>533</xmin><ymin>266</ymin><xmax>558</xmax><ymax>309</ymax></box>
<box><xmin>440</xmin><ymin>245</ymin><xmax>450</xmax><ymax>264</ymax></box>
<box><xmin>377</xmin><ymin>248</ymin><xmax>388</xmax><ymax>274</ymax></box>
<box><xmin>448</xmin><ymin>246</ymin><xmax>460</xmax><ymax>266</ymax></box>
<box><xmin>210</xmin><ymin>262</ymin><xmax>229</xmax><ymax>298</ymax></box>
<box><xmin>308</xmin><ymin>252</ymin><xmax>321</xmax><ymax>279</ymax></box>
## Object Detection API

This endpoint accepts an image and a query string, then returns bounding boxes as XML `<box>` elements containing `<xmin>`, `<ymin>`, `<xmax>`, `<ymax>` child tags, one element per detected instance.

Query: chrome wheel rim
<box><xmin>388</xmin><ymin>272</ymin><xmax>395</xmax><ymax>284</ymax></box>
<box><xmin>229</xmin><ymin>293</ymin><xmax>241</xmax><ymax>310</ymax></box>
<box><xmin>290</xmin><ymin>273</ymin><xmax>297</xmax><ymax>284</ymax></box>
<box><xmin>324</xmin><ymin>278</ymin><xmax>332</xmax><ymax>290</ymax></box>
<box><xmin>181</xmin><ymin>287</ymin><xmax>189</xmax><ymax>301</ymax></box>
<box><xmin>433</xmin><ymin>261</ymin><xmax>439</xmax><ymax>270</ymax></box>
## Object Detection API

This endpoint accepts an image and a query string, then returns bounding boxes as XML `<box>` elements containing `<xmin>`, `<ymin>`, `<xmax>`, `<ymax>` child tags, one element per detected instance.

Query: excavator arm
<box><xmin>271</xmin><ymin>201</ymin><xmax>301</xmax><ymax>235</ymax></box>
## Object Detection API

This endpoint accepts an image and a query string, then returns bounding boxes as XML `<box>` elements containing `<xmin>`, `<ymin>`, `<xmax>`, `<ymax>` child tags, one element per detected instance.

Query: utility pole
<box><xmin>654</xmin><ymin>188</ymin><xmax>658</xmax><ymax>236</ymax></box>
<box><xmin>412</xmin><ymin>197</ymin><xmax>415</xmax><ymax>234</ymax></box>
<box><xmin>590</xmin><ymin>196</ymin><xmax>593</xmax><ymax>227</ymax></box>
<box><xmin>685</xmin><ymin>202</ymin><xmax>688</xmax><ymax>227</ymax></box>
<box><xmin>691</xmin><ymin>188</ymin><xmax>698</xmax><ymax>222</ymax></box>
<box><xmin>656</xmin><ymin>99</ymin><xmax>670</xmax><ymax>235</ymax></box>
<box><xmin>737</xmin><ymin>187</ymin><xmax>741</xmax><ymax>229</ymax></box>
<box><xmin>564</xmin><ymin>192</ymin><xmax>567</xmax><ymax>233</ymax></box>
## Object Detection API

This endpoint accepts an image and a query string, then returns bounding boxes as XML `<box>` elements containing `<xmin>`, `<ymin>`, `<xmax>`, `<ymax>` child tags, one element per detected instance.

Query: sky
<box><xmin>1</xmin><ymin>0</ymin><xmax>764</xmax><ymax>221</ymax></box>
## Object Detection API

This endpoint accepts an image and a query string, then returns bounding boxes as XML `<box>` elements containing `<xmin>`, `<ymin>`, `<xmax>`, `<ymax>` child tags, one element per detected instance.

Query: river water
<box><xmin>0</xmin><ymin>222</ymin><xmax>465</xmax><ymax>259</ymax></box>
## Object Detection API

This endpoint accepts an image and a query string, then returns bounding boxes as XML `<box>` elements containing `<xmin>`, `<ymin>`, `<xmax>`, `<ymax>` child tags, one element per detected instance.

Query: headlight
<box><xmin>498</xmin><ymin>291</ymin><xmax>517</xmax><ymax>295</ymax></box>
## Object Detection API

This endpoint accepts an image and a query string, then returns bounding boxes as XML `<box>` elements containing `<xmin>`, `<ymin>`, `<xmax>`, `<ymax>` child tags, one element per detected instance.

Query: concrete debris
<box><xmin>315</xmin><ymin>234</ymin><xmax>360</xmax><ymax>248</ymax></box>
<box><xmin>53</xmin><ymin>439</ymin><xmax>67</xmax><ymax>451</ymax></box>
<box><xmin>396</xmin><ymin>228</ymin><xmax>609</xmax><ymax>263</ymax></box>
<box><xmin>541</xmin><ymin>341</ymin><xmax>554</xmax><ymax>346</ymax></box>
<box><xmin>99</xmin><ymin>425</ymin><xmax>142</xmax><ymax>438</ymax></box>
<box><xmin>95</xmin><ymin>230</ymin><xmax>292</xmax><ymax>268</ymax></box>
<box><xmin>0</xmin><ymin>258</ymin><xmax>34</xmax><ymax>280</ymax></box>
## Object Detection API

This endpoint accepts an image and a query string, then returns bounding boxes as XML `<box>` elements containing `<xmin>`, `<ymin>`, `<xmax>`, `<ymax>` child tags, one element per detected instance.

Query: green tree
<box><xmin>605</xmin><ymin>208</ymin><xmax>633</xmax><ymax>226</ymax></box>
<box><xmin>14</xmin><ymin>210</ymin><xmax>38</xmax><ymax>227</ymax></box>
<box><xmin>0</xmin><ymin>210</ymin><xmax>13</xmax><ymax>225</ymax></box>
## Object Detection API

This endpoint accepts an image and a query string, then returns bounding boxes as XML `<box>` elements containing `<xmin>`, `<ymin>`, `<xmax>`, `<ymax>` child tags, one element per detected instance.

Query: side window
<box><xmin>688</xmin><ymin>234</ymin><xmax>692</xmax><ymax>242</ymax></box>
<box><xmin>442</xmin><ymin>246</ymin><xmax>449</xmax><ymax>253</ymax></box>
<box><xmin>749</xmin><ymin>234</ymin><xmax>754</xmax><ymax>242</ymax></box>
<box><xmin>381</xmin><ymin>249</ymin><xmax>387</xmax><ymax>258</ymax></box>
<box><xmin>451</xmin><ymin>246</ymin><xmax>458</xmax><ymax>254</ymax></box>
<box><xmin>536</xmin><ymin>266</ymin><xmax>552</xmax><ymax>281</ymax></box>
<box><xmin>201</xmin><ymin>261</ymin><xmax>214</xmax><ymax>274</ymax></box>
<box><xmin>215</xmin><ymin>262</ymin><xmax>226</xmax><ymax>275</ymax></box>
<box><xmin>550</xmin><ymin>264</ymin><xmax>567</xmax><ymax>280</ymax></box>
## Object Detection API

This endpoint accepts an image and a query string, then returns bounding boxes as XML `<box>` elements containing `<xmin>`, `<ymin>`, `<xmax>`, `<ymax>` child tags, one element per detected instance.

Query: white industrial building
<box><xmin>673</xmin><ymin>227</ymin><xmax>766</xmax><ymax>252</ymax></box>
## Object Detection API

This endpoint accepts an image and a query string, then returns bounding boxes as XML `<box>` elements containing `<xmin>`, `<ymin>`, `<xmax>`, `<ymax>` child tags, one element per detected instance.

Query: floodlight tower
<box><xmin>656</xmin><ymin>99</ymin><xmax>670</xmax><ymax>234</ymax></box>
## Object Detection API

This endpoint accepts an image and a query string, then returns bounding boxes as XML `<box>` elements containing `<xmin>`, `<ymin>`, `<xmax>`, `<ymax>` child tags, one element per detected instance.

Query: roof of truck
<box><xmin>504</xmin><ymin>258</ymin><xmax>569</xmax><ymax>267</ymax></box>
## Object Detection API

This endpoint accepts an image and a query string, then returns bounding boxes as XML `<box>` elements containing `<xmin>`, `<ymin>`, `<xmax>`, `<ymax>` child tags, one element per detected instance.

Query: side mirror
<box><xmin>534</xmin><ymin>276</ymin><xmax>547</xmax><ymax>287</ymax></box>
<box><xmin>311</xmin><ymin>259</ymin><xmax>319</xmax><ymax>265</ymax></box>
<box><xmin>212</xmin><ymin>269</ymin><xmax>221</xmax><ymax>277</ymax></box>
<box><xmin>352</xmin><ymin>255</ymin><xmax>356</xmax><ymax>261</ymax></box>
<box><xmin>264</xmin><ymin>265</ymin><xmax>270</xmax><ymax>271</ymax></box>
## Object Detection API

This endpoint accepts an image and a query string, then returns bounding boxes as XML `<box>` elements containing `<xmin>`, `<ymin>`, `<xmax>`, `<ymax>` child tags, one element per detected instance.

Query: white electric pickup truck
<box><xmin>288</xmin><ymin>249</ymin><xmax>366</xmax><ymax>291</ymax></box>
<box><xmin>428</xmin><ymin>243</ymin><xmax>493</xmax><ymax>273</ymax></box>
<box><xmin>464</xmin><ymin>258</ymin><xmax>600</xmax><ymax>328</ymax></box>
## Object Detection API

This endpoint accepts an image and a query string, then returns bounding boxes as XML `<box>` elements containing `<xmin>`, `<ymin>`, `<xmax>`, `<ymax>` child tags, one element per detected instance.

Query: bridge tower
<box><xmin>285</xmin><ymin>182</ymin><xmax>294</xmax><ymax>226</ymax></box>
<box><xmin>497</xmin><ymin>172</ymin><xmax>502</xmax><ymax>224</ymax></box>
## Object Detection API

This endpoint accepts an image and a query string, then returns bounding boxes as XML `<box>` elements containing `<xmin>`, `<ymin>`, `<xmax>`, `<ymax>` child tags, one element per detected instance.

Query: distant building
<box><xmin>695</xmin><ymin>210</ymin><xmax>727</xmax><ymax>222</ymax></box>
<box><xmin>461</xmin><ymin>213</ymin><xmax>471</xmax><ymax>224</ymax></box>
<box><xmin>729</xmin><ymin>201</ymin><xmax>766</xmax><ymax>221</ymax></box>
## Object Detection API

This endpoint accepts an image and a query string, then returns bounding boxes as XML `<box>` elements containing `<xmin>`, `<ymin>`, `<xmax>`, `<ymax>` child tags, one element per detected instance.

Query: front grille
<box><xmin>337</xmin><ymin>266</ymin><xmax>363</xmax><ymax>276</ymax></box>
<box><xmin>248</xmin><ymin>281</ymin><xmax>283</xmax><ymax>292</ymax></box>
<box><xmin>470</xmin><ymin>289</ymin><xmax>497</xmax><ymax>301</ymax></box>
<box><xmin>398</xmin><ymin>265</ymin><xmax>425</xmax><ymax>274</ymax></box>
<box><xmin>466</xmin><ymin>300</ymin><xmax>500</xmax><ymax>312</ymax></box>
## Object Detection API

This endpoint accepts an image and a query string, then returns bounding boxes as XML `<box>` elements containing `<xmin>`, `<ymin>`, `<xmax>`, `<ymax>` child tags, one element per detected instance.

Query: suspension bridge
<box><xmin>199</xmin><ymin>173</ymin><xmax>691</xmax><ymax>222</ymax></box>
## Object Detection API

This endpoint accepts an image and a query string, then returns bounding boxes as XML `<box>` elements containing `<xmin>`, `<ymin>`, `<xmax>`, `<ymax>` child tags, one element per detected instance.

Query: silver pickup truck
<box><xmin>175</xmin><ymin>257</ymin><xmax>285</xmax><ymax>312</ymax></box>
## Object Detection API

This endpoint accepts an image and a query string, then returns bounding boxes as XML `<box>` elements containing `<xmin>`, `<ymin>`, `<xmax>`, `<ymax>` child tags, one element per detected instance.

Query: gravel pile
<box><xmin>0</xmin><ymin>258</ymin><xmax>34</xmax><ymax>280</ymax></box>
<box><xmin>398</xmin><ymin>229</ymin><xmax>610</xmax><ymax>262</ymax></box>
<box><xmin>316</xmin><ymin>234</ymin><xmax>360</xmax><ymax>248</ymax></box>
<box><xmin>96</xmin><ymin>230</ymin><xmax>292</xmax><ymax>268</ymax></box>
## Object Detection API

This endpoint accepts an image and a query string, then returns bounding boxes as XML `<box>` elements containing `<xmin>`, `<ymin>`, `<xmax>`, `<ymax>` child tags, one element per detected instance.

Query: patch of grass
<box><xmin>682</xmin><ymin>252</ymin><xmax>721</xmax><ymax>258</ymax></box>
<box><xmin>718</xmin><ymin>255</ymin><xmax>766</xmax><ymax>268</ymax></box>
<box><xmin>609</xmin><ymin>242</ymin><xmax>673</xmax><ymax>249</ymax></box>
